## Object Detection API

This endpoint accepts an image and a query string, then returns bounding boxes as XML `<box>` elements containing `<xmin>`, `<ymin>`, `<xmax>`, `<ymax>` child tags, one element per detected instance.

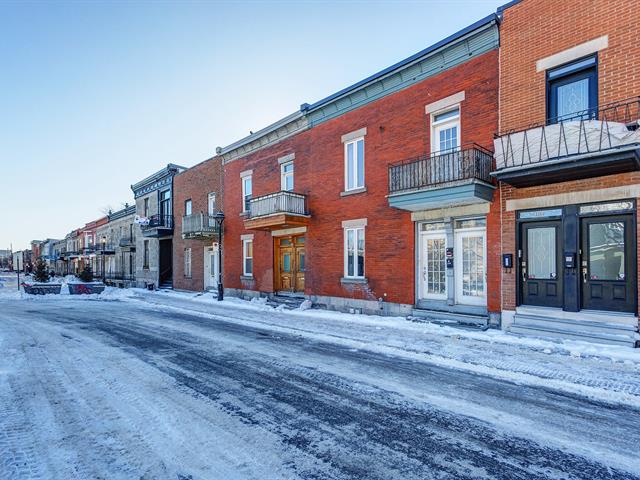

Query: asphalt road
<box><xmin>0</xmin><ymin>297</ymin><xmax>638</xmax><ymax>480</ymax></box>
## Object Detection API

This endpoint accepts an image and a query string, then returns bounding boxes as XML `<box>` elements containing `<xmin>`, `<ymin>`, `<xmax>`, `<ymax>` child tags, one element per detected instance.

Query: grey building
<box><xmin>95</xmin><ymin>204</ymin><xmax>137</xmax><ymax>287</ymax></box>
<box><xmin>131</xmin><ymin>164</ymin><xmax>186</xmax><ymax>289</ymax></box>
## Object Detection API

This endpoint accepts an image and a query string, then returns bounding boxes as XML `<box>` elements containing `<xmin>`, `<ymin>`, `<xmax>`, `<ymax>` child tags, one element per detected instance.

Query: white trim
<box><xmin>341</xmin><ymin>127</ymin><xmax>367</xmax><ymax>143</ymax></box>
<box><xmin>241</xmin><ymin>175</ymin><xmax>252</xmax><ymax>212</ymax></box>
<box><xmin>430</xmin><ymin>106</ymin><xmax>461</xmax><ymax>155</ymax></box>
<box><xmin>505</xmin><ymin>185</ymin><xmax>640</xmax><ymax>212</ymax></box>
<box><xmin>454</xmin><ymin>227</ymin><xmax>486</xmax><ymax>306</ymax></box>
<box><xmin>240</xmin><ymin>234</ymin><xmax>254</xmax><ymax>240</ymax></box>
<box><xmin>342</xmin><ymin>218</ymin><xmax>368</xmax><ymax>229</ymax></box>
<box><xmin>425</xmin><ymin>91</ymin><xmax>465</xmax><ymax>114</ymax></box>
<box><xmin>278</xmin><ymin>153</ymin><xmax>295</xmax><ymax>164</ymax></box>
<box><xmin>344</xmin><ymin>137</ymin><xmax>365</xmax><ymax>191</ymax></box>
<box><xmin>242</xmin><ymin>238</ymin><xmax>253</xmax><ymax>277</ymax></box>
<box><xmin>280</xmin><ymin>160</ymin><xmax>294</xmax><ymax>191</ymax></box>
<box><xmin>536</xmin><ymin>36</ymin><xmax>608</xmax><ymax>72</ymax></box>
<box><xmin>240</xmin><ymin>169</ymin><xmax>253</xmax><ymax>178</ymax></box>
<box><xmin>343</xmin><ymin>226</ymin><xmax>365</xmax><ymax>279</ymax></box>
<box><xmin>271</xmin><ymin>227</ymin><xmax>307</xmax><ymax>237</ymax></box>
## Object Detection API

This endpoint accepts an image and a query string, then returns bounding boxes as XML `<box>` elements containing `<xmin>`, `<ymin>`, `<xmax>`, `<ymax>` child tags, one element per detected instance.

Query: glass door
<box><xmin>420</xmin><ymin>230</ymin><xmax>447</xmax><ymax>300</ymax></box>
<box><xmin>520</xmin><ymin>221</ymin><xmax>563</xmax><ymax>308</ymax></box>
<box><xmin>454</xmin><ymin>229</ymin><xmax>486</xmax><ymax>306</ymax></box>
<box><xmin>581</xmin><ymin>215</ymin><xmax>635</xmax><ymax>312</ymax></box>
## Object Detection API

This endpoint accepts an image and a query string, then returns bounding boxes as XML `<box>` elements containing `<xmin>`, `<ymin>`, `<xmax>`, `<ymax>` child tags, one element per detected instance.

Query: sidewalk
<box><xmin>129</xmin><ymin>288</ymin><xmax>640</xmax><ymax>408</ymax></box>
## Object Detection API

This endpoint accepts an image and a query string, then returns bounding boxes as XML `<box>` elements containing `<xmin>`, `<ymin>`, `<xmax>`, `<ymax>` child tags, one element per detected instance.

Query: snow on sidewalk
<box><xmin>129</xmin><ymin>288</ymin><xmax>640</xmax><ymax>407</ymax></box>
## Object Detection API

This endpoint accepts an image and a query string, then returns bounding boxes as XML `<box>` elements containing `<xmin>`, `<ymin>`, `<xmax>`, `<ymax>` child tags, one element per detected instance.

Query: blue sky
<box><xmin>0</xmin><ymin>0</ymin><xmax>504</xmax><ymax>250</ymax></box>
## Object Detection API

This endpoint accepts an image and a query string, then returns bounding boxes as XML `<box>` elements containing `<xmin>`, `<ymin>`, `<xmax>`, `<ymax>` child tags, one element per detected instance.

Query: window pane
<box><xmin>244</xmin><ymin>177</ymin><xmax>252</xmax><ymax>195</ymax></box>
<box><xmin>299</xmin><ymin>253</ymin><xmax>305</xmax><ymax>271</ymax></box>
<box><xmin>246</xmin><ymin>241</ymin><xmax>253</xmax><ymax>258</ymax></box>
<box><xmin>527</xmin><ymin>227</ymin><xmax>556</xmax><ymax>279</ymax></box>
<box><xmin>462</xmin><ymin>235</ymin><xmax>484</xmax><ymax>296</ymax></box>
<box><xmin>356</xmin><ymin>139</ymin><xmax>364</xmax><ymax>188</ymax></box>
<box><xmin>356</xmin><ymin>229</ymin><xmax>365</xmax><ymax>277</ymax></box>
<box><xmin>433</xmin><ymin>108</ymin><xmax>459</xmax><ymax>123</ymax></box>
<box><xmin>589</xmin><ymin>222</ymin><xmax>625</xmax><ymax>280</ymax></box>
<box><xmin>285</xmin><ymin>174</ymin><xmax>294</xmax><ymax>191</ymax></box>
<box><xmin>346</xmin><ymin>142</ymin><xmax>355</xmax><ymax>189</ymax></box>
<box><xmin>245</xmin><ymin>258</ymin><xmax>253</xmax><ymax>275</ymax></box>
<box><xmin>283</xmin><ymin>163</ymin><xmax>293</xmax><ymax>173</ymax></box>
<box><xmin>557</xmin><ymin>78</ymin><xmax>589</xmax><ymax>119</ymax></box>
<box><xmin>425</xmin><ymin>237</ymin><xmax>446</xmax><ymax>295</ymax></box>
<box><xmin>347</xmin><ymin>229</ymin><xmax>354</xmax><ymax>276</ymax></box>
<box><xmin>283</xmin><ymin>253</ymin><xmax>291</xmax><ymax>272</ymax></box>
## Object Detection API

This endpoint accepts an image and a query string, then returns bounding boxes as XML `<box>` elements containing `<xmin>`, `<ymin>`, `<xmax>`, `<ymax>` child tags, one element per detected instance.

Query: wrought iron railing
<box><xmin>182</xmin><ymin>213</ymin><xmax>218</xmax><ymax>235</ymax></box>
<box><xmin>141</xmin><ymin>214</ymin><xmax>174</xmax><ymax>230</ymax></box>
<box><xmin>119</xmin><ymin>236</ymin><xmax>136</xmax><ymax>247</ymax></box>
<box><xmin>494</xmin><ymin>97</ymin><xmax>640</xmax><ymax>170</ymax></box>
<box><xmin>248</xmin><ymin>191</ymin><xmax>308</xmax><ymax>218</ymax></box>
<box><xmin>388</xmin><ymin>144</ymin><xmax>494</xmax><ymax>194</ymax></box>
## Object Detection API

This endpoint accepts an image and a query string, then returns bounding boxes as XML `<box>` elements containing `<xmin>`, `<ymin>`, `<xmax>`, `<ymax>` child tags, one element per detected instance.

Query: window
<box><xmin>143</xmin><ymin>240</ymin><xmax>149</xmax><ymax>268</ymax></box>
<box><xmin>207</xmin><ymin>192</ymin><xmax>216</xmax><ymax>215</ymax></box>
<box><xmin>242</xmin><ymin>239</ymin><xmax>253</xmax><ymax>276</ymax></box>
<box><xmin>281</xmin><ymin>162</ymin><xmax>294</xmax><ymax>191</ymax></box>
<box><xmin>344</xmin><ymin>137</ymin><xmax>364</xmax><ymax>191</ymax></box>
<box><xmin>431</xmin><ymin>107</ymin><xmax>460</xmax><ymax>154</ymax></box>
<box><xmin>547</xmin><ymin>55</ymin><xmax>597</xmax><ymax>122</ymax></box>
<box><xmin>344</xmin><ymin>227</ymin><xmax>365</xmax><ymax>278</ymax></box>
<box><xmin>143</xmin><ymin>198</ymin><xmax>149</xmax><ymax>217</ymax></box>
<box><xmin>242</xmin><ymin>176</ymin><xmax>252</xmax><ymax>212</ymax></box>
<box><xmin>184</xmin><ymin>248</ymin><xmax>192</xmax><ymax>277</ymax></box>
<box><xmin>185</xmin><ymin>199</ymin><xmax>192</xmax><ymax>216</ymax></box>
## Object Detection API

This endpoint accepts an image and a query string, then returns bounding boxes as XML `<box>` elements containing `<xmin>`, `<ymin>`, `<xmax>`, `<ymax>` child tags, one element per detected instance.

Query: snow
<box><xmin>0</xmin><ymin>279</ymin><xmax>639</xmax><ymax>479</ymax></box>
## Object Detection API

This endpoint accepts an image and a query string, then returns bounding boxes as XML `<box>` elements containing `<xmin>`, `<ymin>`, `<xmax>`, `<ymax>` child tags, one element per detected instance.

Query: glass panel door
<box><xmin>455</xmin><ymin>229</ymin><xmax>486</xmax><ymax>306</ymax></box>
<box><xmin>420</xmin><ymin>232</ymin><xmax>447</xmax><ymax>300</ymax></box>
<box><xmin>520</xmin><ymin>221</ymin><xmax>562</xmax><ymax>308</ymax></box>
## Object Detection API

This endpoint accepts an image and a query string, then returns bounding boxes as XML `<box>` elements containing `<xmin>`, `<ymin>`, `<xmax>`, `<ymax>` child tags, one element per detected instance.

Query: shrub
<box><xmin>77</xmin><ymin>265</ymin><xmax>93</xmax><ymax>282</ymax></box>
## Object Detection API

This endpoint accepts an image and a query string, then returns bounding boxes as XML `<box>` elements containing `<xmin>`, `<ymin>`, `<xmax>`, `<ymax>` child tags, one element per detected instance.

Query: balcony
<box><xmin>244</xmin><ymin>191</ymin><xmax>310</xmax><ymax>231</ymax></box>
<box><xmin>182</xmin><ymin>213</ymin><xmax>220</xmax><ymax>240</ymax></box>
<box><xmin>141</xmin><ymin>214</ymin><xmax>174</xmax><ymax>238</ymax></box>
<box><xmin>119</xmin><ymin>236</ymin><xmax>136</xmax><ymax>250</ymax></box>
<box><xmin>387</xmin><ymin>144</ymin><xmax>495</xmax><ymax>212</ymax></box>
<box><xmin>493</xmin><ymin>97</ymin><xmax>640</xmax><ymax>187</ymax></box>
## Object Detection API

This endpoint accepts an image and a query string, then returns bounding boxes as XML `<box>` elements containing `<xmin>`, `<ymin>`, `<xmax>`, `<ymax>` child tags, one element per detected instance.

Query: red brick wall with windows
<box><xmin>173</xmin><ymin>156</ymin><xmax>223</xmax><ymax>292</ymax></box>
<box><xmin>223</xmin><ymin>50</ymin><xmax>500</xmax><ymax>311</ymax></box>
<box><xmin>499</xmin><ymin>0</ymin><xmax>640</xmax><ymax>133</ymax></box>
<box><xmin>498</xmin><ymin>0</ymin><xmax>640</xmax><ymax>313</ymax></box>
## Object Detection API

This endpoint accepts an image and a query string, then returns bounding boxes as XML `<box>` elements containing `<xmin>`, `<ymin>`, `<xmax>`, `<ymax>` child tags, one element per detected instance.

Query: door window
<box><xmin>424</xmin><ymin>236</ymin><xmax>446</xmax><ymax>297</ymax></box>
<box><xmin>210</xmin><ymin>252</ymin><xmax>216</xmax><ymax>278</ymax></box>
<box><xmin>527</xmin><ymin>227</ymin><xmax>556</xmax><ymax>279</ymax></box>
<box><xmin>283</xmin><ymin>253</ymin><xmax>291</xmax><ymax>273</ymax></box>
<box><xmin>461</xmin><ymin>235</ymin><xmax>484</xmax><ymax>297</ymax></box>
<box><xmin>588</xmin><ymin>222</ymin><xmax>625</xmax><ymax>280</ymax></box>
<box><xmin>431</xmin><ymin>107</ymin><xmax>460</xmax><ymax>154</ymax></box>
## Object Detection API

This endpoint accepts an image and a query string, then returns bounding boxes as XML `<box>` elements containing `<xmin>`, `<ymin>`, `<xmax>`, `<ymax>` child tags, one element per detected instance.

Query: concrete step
<box><xmin>509</xmin><ymin>323</ymin><xmax>639</xmax><ymax>347</ymax></box>
<box><xmin>514</xmin><ymin>313</ymin><xmax>638</xmax><ymax>334</ymax></box>
<box><xmin>267</xmin><ymin>295</ymin><xmax>306</xmax><ymax>310</ymax></box>
<box><xmin>411</xmin><ymin>309</ymin><xmax>489</xmax><ymax>328</ymax></box>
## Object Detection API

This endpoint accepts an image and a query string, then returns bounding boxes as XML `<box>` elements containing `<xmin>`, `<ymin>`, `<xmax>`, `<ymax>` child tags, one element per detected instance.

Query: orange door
<box><xmin>275</xmin><ymin>235</ymin><xmax>305</xmax><ymax>293</ymax></box>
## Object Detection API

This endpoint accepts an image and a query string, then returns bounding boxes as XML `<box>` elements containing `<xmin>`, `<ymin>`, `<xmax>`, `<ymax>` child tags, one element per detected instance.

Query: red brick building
<box><xmin>172</xmin><ymin>156</ymin><xmax>224</xmax><ymax>292</ymax></box>
<box><xmin>220</xmin><ymin>15</ymin><xmax>501</xmax><ymax>323</ymax></box>
<box><xmin>493</xmin><ymin>0</ymin><xmax>640</xmax><ymax>344</ymax></box>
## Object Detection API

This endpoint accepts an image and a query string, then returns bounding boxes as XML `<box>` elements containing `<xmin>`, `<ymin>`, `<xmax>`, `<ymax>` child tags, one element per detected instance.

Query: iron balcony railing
<box><xmin>248</xmin><ymin>191</ymin><xmax>308</xmax><ymax>219</ymax></box>
<box><xmin>388</xmin><ymin>144</ymin><xmax>494</xmax><ymax>194</ymax></box>
<box><xmin>141</xmin><ymin>214</ymin><xmax>174</xmax><ymax>230</ymax></box>
<box><xmin>494</xmin><ymin>97</ymin><xmax>640</xmax><ymax>170</ymax></box>
<box><xmin>182</xmin><ymin>213</ymin><xmax>219</xmax><ymax>236</ymax></box>
<box><xmin>119</xmin><ymin>236</ymin><xmax>136</xmax><ymax>247</ymax></box>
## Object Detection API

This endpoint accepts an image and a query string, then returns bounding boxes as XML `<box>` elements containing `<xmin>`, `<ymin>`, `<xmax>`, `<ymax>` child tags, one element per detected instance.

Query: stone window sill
<box><xmin>340</xmin><ymin>187</ymin><xmax>367</xmax><ymax>197</ymax></box>
<box><xmin>240</xmin><ymin>275</ymin><xmax>254</xmax><ymax>281</ymax></box>
<box><xmin>340</xmin><ymin>277</ymin><xmax>368</xmax><ymax>284</ymax></box>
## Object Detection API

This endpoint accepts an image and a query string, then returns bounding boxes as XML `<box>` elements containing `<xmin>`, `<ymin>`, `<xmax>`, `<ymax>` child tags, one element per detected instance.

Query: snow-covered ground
<box><xmin>0</xmin><ymin>272</ymin><xmax>639</xmax><ymax>479</ymax></box>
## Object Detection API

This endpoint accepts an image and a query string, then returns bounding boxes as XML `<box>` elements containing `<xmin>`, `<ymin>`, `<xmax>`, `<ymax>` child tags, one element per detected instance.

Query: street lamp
<box><xmin>213</xmin><ymin>211</ymin><xmax>225</xmax><ymax>301</ymax></box>
<box><xmin>101</xmin><ymin>235</ymin><xmax>106</xmax><ymax>282</ymax></box>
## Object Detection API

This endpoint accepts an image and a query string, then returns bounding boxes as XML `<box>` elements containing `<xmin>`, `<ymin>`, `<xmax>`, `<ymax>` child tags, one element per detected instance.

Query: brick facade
<box><xmin>173</xmin><ymin>157</ymin><xmax>223</xmax><ymax>292</ymax></box>
<box><xmin>498</xmin><ymin>0</ymin><xmax>640</xmax><ymax>316</ymax></box>
<box><xmin>223</xmin><ymin>50</ymin><xmax>500</xmax><ymax>313</ymax></box>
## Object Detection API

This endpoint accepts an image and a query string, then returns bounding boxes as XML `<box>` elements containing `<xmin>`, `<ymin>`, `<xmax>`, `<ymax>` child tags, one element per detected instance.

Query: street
<box><xmin>0</xmin><ymin>293</ymin><xmax>639</xmax><ymax>479</ymax></box>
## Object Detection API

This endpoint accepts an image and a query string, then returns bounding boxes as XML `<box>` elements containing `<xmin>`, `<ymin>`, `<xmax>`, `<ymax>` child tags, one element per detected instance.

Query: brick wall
<box><xmin>223</xmin><ymin>50</ymin><xmax>500</xmax><ymax>311</ymax></box>
<box><xmin>173</xmin><ymin>156</ymin><xmax>223</xmax><ymax>292</ymax></box>
<box><xmin>499</xmin><ymin>0</ymin><xmax>640</xmax><ymax>132</ymax></box>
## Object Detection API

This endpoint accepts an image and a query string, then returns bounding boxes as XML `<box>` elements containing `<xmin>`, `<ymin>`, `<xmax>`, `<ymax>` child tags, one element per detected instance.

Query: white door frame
<box><xmin>454</xmin><ymin>227</ymin><xmax>486</xmax><ymax>306</ymax></box>
<box><xmin>419</xmin><ymin>230</ymin><xmax>448</xmax><ymax>300</ymax></box>
<box><xmin>204</xmin><ymin>245</ymin><xmax>219</xmax><ymax>290</ymax></box>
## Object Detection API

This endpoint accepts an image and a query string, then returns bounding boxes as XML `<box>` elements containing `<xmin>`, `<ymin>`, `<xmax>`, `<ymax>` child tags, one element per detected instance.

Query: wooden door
<box><xmin>275</xmin><ymin>235</ymin><xmax>305</xmax><ymax>293</ymax></box>
<box><xmin>294</xmin><ymin>236</ymin><xmax>305</xmax><ymax>292</ymax></box>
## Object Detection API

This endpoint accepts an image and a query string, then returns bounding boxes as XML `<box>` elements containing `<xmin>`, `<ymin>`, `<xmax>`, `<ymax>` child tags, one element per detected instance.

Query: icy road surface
<box><xmin>0</xmin><ymin>297</ymin><xmax>639</xmax><ymax>479</ymax></box>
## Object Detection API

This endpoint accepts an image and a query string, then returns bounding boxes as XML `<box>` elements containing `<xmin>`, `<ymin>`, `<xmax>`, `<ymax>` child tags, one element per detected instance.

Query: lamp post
<box><xmin>214</xmin><ymin>212</ymin><xmax>225</xmax><ymax>301</ymax></box>
<box><xmin>101</xmin><ymin>236</ymin><xmax>106</xmax><ymax>282</ymax></box>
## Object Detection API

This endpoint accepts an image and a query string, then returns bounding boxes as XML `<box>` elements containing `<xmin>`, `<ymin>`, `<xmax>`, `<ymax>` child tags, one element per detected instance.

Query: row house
<box><xmin>219</xmin><ymin>14</ymin><xmax>501</xmax><ymax>323</ymax></box>
<box><xmin>172</xmin><ymin>156</ymin><xmax>224</xmax><ymax>293</ymax></box>
<box><xmin>492</xmin><ymin>0</ymin><xmax>640</xmax><ymax>345</ymax></box>
<box><xmin>131</xmin><ymin>164</ymin><xmax>186</xmax><ymax>289</ymax></box>
<box><xmin>95</xmin><ymin>204</ymin><xmax>137</xmax><ymax>287</ymax></box>
<box><xmin>59</xmin><ymin>229</ymin><xmax>81</xmax><ymax>275</ymax></box>
<box><xmin>78</xmin><ymin>217</ymin><xmax>109</xmax><ymax>274</ymax></box>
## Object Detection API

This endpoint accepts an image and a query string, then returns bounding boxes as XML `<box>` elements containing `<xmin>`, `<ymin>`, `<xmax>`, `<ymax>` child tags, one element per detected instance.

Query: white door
<box><xmin>204</xmin><ymin>246</ymin><xmax>218</xmax><ymax>290</ymax></box>
<box><xmin>420</xmin><ymin>231</ymin><xmax>448</xmax><ymax>300</ymax></box>
<box><xmin>454</xmin><ymin>228</ymin><xmax>486</xmax><ymax>306</ymax></box>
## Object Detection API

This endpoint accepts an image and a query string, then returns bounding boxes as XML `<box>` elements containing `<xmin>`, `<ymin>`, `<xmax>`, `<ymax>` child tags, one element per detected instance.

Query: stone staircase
<box><xmin>509</xmin><ymin>306</ymin><xmax>640</xmax><ymax>347</ymax></box>
<box><xmin>158</xmin><ymin>280</ymin><xmax>173</xmax><ymax>291</ymax></box>
<box><xmin>410</xmin><ymin>309</ymin><xmax>489</xmax><ymax>330</ymax></box>
<box><xmin>266</xmin><ymin>295</ymin><xmax>306</xmax><ymax>310</ymax></box>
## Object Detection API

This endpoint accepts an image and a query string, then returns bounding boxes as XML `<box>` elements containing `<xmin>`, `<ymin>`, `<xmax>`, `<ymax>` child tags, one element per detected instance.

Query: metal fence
<box><xmin>494</xmin><ymin>97</ymin><xmax>640</xmax><ymax>170</ymax></box>
<box><xmin>142</xmin><ymin>214</ymin><xmax>174</xmax><ymax>230</ymax></box>
<box><xmin>248</xmin><ymin>191</ymin><xmax>308</xmax><ymax>218</ymax></box>
<box><xmin>182</xmin><ymin>213</ymin><xmax>218</xmax><ymax>235</ymax></box>
<box><xmin>388</xmin><ymin>144</ymin><xmax>494</xmax><ymax>194</ymax></box>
